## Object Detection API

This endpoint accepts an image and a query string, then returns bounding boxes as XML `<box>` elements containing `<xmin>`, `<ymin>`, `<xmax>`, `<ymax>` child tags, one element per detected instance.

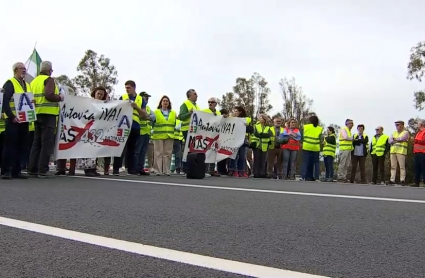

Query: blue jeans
<box><xmin>303</xmin><ymin>150</ymin><xmax>319</xmax><ymax>180</ymax></box>
<box><xmin>324</xmin><ymin>156</ymin><xmax>334</xmax><ymax>179</ymax></box>
<box><xmin>229</xmin><ymin>146</ymin><xmax>247</xmax><ymax>172</ymax></box>
<box><xmin>135</xmin><ymin>134</ymin><xmax>150</xmax><ymax>171</ymax></box>
<box><xmin>173</xmin><ymin>140</ymin><xmax>182</xmax><ymax>169</ymax></box>
<box><xmin>314</xmin><ymin>159</ymin><xmax>320</xmax><ymax>180</ymax></box>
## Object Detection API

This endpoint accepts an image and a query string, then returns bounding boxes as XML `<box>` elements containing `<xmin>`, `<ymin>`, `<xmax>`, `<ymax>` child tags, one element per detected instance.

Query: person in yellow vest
<box><xmin>1</xmin><ymin>62</ymin><xmax>34</xmax><ymax>179</ymax></box>
<box><xmin>350</xmin><ymin>124</ymin><xmax>369</xmax><ymax>184</ymax></box>
<box><xmin>152</xmin><ymin>96</ymin><xmax>176</xmax><ymax>176</ymax></box>
<box><xmin>302</xmin><ymin>115</ymin><xmax>323</xmax><ymax>181</ymax></box>
<box><xmin>370</xmin><ymin>126</ymin><xmax>389</xmax><ymax>185</ymax></box>
<box><xmin>267</xmin><ymin>117</ymin><xmax>284</xmax><ymax>179</ymax></box>
<box><xmin>202</xmin><ymin>97</ymin><xmax>221</xmax><ymax>177</ymax></box>
<box><xmin>388</xmin><ymin>120</ymin><xmax>410</xmax><ymax>185</ymax></box>
<box><xmin>323</xmin><ymin>126</ymin><xmax>337</xmax><ymax>182</ymax></box>
<box><xmin>173</xmin><ymin>119</ymin><xmax>184</xmax><ymax>174</ymax></box>
<box><xmin>135</xmin><ymin>92</ymin><xmax>155</xmax><ymax>175</ymax></box>
<box><xmin>26</xmin><ymin>61</ymin><xmax>63</xmax><ymax>178</ymax></box>
<box><xmin>178</xmin><ymin>89</ymin><xmax>200</xmax><ymax>174</ymax></box>
<box><xmin>250</xmin><ymin>114</ymin><xmax>271</xmax><ymax>178</ymax></box>
<box><xmin>337</xmin><ymin>119</ymin><xmax>354</xmax><ymax>182</ymax></box>
<box><xmin>115</xmin><ymin>80</ymin><xmax>147</xmax><ymax>176</ymax></box>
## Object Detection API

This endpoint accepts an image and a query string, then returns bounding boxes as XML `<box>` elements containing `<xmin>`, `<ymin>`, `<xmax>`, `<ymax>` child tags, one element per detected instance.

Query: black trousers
<box><xmin>0</xmin><ymin>132</ymin><xmax>4</xmax><ymax>169</ymax></box>
<box><xmin>253</xmin><ymin>148</ymin><xmax>267</xmax><ymax>176</ymax></box>
<box><xmin>371</xmin><ymin>154</ymin><xmax>385</xmax><ymax>183</ymax></box>
<box><xmin>1</xmin><ymin>119</ymin><xmax>29</xmax><ymax>176</ymax></box>
<box><xmin>28</xmin><ymin>114</ymin><xmax>57</xmax><ymax>174</ymax></box>
<box><xmin>113</xmin><ymin>128</ymin><xmax>139</xmax><ymax>173</ymax></box>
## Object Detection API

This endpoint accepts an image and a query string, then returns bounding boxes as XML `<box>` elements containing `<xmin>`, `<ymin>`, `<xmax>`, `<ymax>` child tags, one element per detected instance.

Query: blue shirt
<box><xmin>119</xmin><ymin>95</ymin><xmax>146</xmax><ymax>130</ymax></box>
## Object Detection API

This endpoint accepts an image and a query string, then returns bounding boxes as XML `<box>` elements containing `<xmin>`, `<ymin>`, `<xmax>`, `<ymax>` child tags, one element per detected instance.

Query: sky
<box><xmin>1</xmin><ymin>0</ymin><xmax>424</xmax><ymax>134</ymax></box>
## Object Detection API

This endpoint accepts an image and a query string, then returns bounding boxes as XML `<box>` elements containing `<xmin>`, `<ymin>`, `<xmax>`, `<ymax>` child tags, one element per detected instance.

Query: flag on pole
<box><xmin>25</xmin><ymin>48</ymin><xmax>42</xmax><ymax>83</ymax></box>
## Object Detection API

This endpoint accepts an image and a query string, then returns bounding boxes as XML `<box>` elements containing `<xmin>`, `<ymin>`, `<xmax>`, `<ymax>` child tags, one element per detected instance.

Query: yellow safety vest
<box><xmin>339</xmin><ymin>126</ymin><xmax>354</xmax><ymax>151</ymax></box>
<box><xmin>302</xmin><ymin>124</ymin><xmax>323</xmax><ymax>152</ymax></box>
<box><xmin>7</xmin><ymin>78</ymin><xmax>31</xmax><ymax>117</ymax></box>
<box><xmin>140</xmin><ymin>105</ymin><xmax>152</xmax><ymax>135</ymax></box>
<box><xmin>390</xmin><ymin>130</ymin><xmax>409</xmax><ymax>155</ymax></box>
<box><xmin>122</xmin><ymin>94</ymin><xmax>143</xmax><ymax>125</ymax></box>
<box><xmin>29</xmin><ymin>122</ymin><xmax>35</xmax><ymax>132</ymax></box>
<box><xmin>180</xmin><ymin>100</ymin><xmax>200</xmax><ymax>132</ymax></box>
<box><xmin>174</xmin><ymin>119</ymin><xmax>184</xmax><ymax>141</ymax></box>
<box><xmin>30</xmin><ymin>75</ymin><xmax>59</xmax><ymax>115</ymax></box>
<box><xmin>0</xmin><ymin>118</ymin><xmax>5</xmax><ymax>133</ymax></box>
<box><xmin>269</xmin><ymin>127</ymin><xmax>284</xmax><ymax>149</ymax></box>
<box><xmin>250</xmin><ymin>123</ymin><xmax>270</xmax><ymax>152</ymax></box>
<box><xmin>152</xmin><ymin>109</ymin><xmax>176</xmax><ymax>140</ymax></box>
<box><xmin>202</xmin><ymin>108</ymin><xmax>221</xmax><ymax>115</ymax></box>
<box><xmin>323</xmin><ymin>134</ymin><xmax>336</xmax><ymax>157</ymax></box>
<box><xmin>371</xmin><ymin>134</ymin><xmax>389</xmax><ymax>157</ymax></box>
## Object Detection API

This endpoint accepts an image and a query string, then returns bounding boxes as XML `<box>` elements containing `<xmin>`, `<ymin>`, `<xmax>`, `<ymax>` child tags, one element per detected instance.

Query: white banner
<box><xmin>13</xmin><ymin>92</ymin><xmax>37</xmax><ymax>123</ymax></box>
<box><xmin>54</xmin><ymin>95</ymin><xmax>133</xmax><ymax>159</ymax></box>
<box><xmin>182</xmin><ymin>111</ymin><xmax>246</xmax><ymax>163</ymax></box>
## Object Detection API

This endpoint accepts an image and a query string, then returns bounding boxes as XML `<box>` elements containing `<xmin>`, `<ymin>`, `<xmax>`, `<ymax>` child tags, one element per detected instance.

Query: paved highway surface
<box><xmin>1</xmin><ymin>174</ymin><xmax>425</xmax><ymax>278</ymax></box>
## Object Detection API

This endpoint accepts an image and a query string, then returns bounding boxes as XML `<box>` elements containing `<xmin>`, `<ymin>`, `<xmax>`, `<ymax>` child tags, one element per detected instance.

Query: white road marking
<box><xmin>71</xmin><ymin>176</ymin><xmax>425</xmax><ymax>204</ymax></box>
<box><xmin>0</xmin><ymin>217</ymin><xmax>326</xmax><ymax>278</ymax></box>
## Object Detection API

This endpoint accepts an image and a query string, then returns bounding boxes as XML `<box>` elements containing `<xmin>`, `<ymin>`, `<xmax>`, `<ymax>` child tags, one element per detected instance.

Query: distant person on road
<box><xmin>323</xmin><ymin>126</ymin><xmax>336</xmax><ymax>182</ymax></box>
<box><xmin>388</xmin><ymin>120</ymin><xmax>410</xmax><ymax>185</ymax></box>
<box><xmin>152</xmin><ymin>95</ymin><xmax>176</xmax><ymax>176</ymax></box>
<box><xmin>250</xmin><ymin>114</ymin><xmax>271</xmax><ymax>178</ymax></box>
<box><xmin>302</xmin><ymin>115</ymin><xmax>323</xmax><ymax>181</ymax></box>
<box><xmin>217</xmin><ymin>109</ymin><xmax>229</xmax><ymax>175</ymax></box>
<box><xmin>337</xmin><ymin>119</ymin><xmax>354</xmax><ymax>182</ymax></box>
<box><xmin>350</xmin><ymin>124</ymin><xmax>369</xmax><ymax>184</ymax></box>
<box><xmin>413</xmin><ymin>119</ymin><xmax>425</xmax><ymax>187</ymax></box>
<box><xmin>1</xmin><ymin>62</ymin><xmax>32</xmax><ymax>179</ymax></box>
<box><xmin>267</xmin><ymin>117</ymin><xmax>284</xmax><ymax>179</ymax></box>
<box><xmin>370</xmin><ymin>126</ymin><xmax>389</xmax><ymax>185</ymax></box>
<box><xmin>280</xmin><ymin>118</ymin><xmax>301</xmax><ymax>180</ymax></box>
<box><xmin>178</xmin><ymin>89</ymin><xmax>200</xmax><ymax>174</ymax></box>
<box><xmin>202</xmin><ymin>97</ymin><xmax>221</xmax><ymax>177</ymax></box>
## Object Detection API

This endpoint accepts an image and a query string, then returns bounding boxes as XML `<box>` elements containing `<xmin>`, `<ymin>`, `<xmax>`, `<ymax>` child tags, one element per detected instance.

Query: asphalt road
<box><xmin>1</xmin><ymin>174</ymin><xmax>425</xmax><ymax>278</ymax></box>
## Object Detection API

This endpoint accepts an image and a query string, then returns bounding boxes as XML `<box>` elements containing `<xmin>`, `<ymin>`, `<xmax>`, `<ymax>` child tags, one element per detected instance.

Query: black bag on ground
<box><xmin>186</xmin><ymin>153</ymin><xmax>206</xmax><ymax>179</ymax></box>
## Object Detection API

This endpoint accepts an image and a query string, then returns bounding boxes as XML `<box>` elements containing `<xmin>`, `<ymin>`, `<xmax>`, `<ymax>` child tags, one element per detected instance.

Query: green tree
<box><xmin>217</xmin><ymin>92</ymin><xmax>236</xmax><ymax>112</ymax></box>
<box><xmin>233</xmin><ymin>77</ymin><xmax>256</xmax><ymax>118</ymax></box>
<box><xmin>54</xmin><ymin>75</ymin><xmax>77</xmax><ymax>92</ymax></box>
<box><xmin>72</xmin><ymin>49</ymin><xmax>118</xmax><ymax>98</ymax></box>
<box><xmin>279</xmin><ymin>77</ymin><xmax>314</xmax><ymax>127</ymax></box>
<box><xmin>252</xmin><ymin>72</ymin><xmax>273</xmax><ymax>114</ymax></box>
<box><xmin>407</xmin><ymin>41</ymin><xmax>425</xmax><ymax>110</ymax></box>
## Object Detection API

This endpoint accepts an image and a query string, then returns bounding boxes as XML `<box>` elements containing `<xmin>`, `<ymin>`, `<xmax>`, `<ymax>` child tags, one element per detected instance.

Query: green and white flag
<box><xmin>25</xmin><ymin>48</ymin><xmax>42</xmax><ymax>83</ymax></box>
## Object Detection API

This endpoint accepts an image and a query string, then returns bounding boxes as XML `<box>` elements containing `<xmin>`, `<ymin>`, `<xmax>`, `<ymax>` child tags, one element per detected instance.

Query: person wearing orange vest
<box><xmin>279</xmin><ymin>119</ymin><xmax>301</xmax><ymax>180</ymax></box>
<box><xmin>413</xmin><ymin>120</ymin><xmax>425</xmax><ymax>187</ymax></box>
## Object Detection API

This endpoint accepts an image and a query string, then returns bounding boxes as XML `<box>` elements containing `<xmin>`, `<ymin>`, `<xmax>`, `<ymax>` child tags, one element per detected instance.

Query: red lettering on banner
<box><xmin>117</xmin><ymin>129</ymin><xmax>123</xmax><ymax>136</ymax></box>
<box><xmin>18</xmin><ymin>111</ymin><xmax>26</xmax><ymax>122</ymax></box>
<box><xmin>58</xmin><ymin>120</ymin><xmax>95</xmax><ymax>150</ymax></box>
<box><xmin>189</xmin><ymin>134</ymin><xmax>219</xmax><ymax>153</ymax></box>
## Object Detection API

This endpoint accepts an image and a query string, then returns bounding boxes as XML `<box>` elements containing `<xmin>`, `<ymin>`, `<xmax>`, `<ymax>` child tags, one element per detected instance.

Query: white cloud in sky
<box><xmin>0</xmin><ymin>0</ymin><xmax>424</xmax><ymax>133</ymax></box>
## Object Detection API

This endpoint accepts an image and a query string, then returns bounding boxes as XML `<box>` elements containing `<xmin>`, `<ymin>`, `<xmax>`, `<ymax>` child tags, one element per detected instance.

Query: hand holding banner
<box><xmin>13</xmin><ymin>92</ymin><xmax>36</xmax><ymax>123</ymax></box>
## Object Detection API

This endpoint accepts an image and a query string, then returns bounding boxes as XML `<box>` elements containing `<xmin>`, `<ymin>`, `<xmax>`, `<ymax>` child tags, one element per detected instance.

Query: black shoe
<box><xmin>13</xmin><ymin>173</ymin><xmax>29</xmax><ymax>179</ymax></box>
<box><xmin>253</xmin><ymin>175</ymin><xmax>260</xmax><ymax>178</ymax></box>
<box><xmin>139</xmin><ymin>170</ymin><xmax>150</xmax><ymax>176</ymax></box>
<box><xmin>85</xmin><ymin>171</ymin><xmax>96</xmax><ymax>177</ymax></box>
<box><xmin>112</xmin><ymin>170</ymin><xmax>120</xmax><ymax>176</ymax></box>
<box><xmin>1</xmin><ymin>173</ymin><xmax>12</xmax><ymax>179</ymax></box>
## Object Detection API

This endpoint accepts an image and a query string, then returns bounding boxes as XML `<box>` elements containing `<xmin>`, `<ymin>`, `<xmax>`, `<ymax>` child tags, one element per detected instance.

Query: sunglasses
<box><xmin>208</xmin><ymin>101</ymin><xmax>216</xmax><ymax>104</ymax></box>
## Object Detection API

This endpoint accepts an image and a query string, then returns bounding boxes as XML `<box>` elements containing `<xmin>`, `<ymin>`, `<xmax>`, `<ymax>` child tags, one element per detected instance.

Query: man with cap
<box><xmin>370</xmin><ymin>126</ymin><xmax>389</xmax><ymax>185</ymax></box>
<box><xmin>388</xmin><ymin>120</ymin><xmax>410</xmax><ymax>185</ymax></box>
<box><xmin>135</xmin><ymin>92</ymin><xmax>155</xmax><ymax>175</ymax></box>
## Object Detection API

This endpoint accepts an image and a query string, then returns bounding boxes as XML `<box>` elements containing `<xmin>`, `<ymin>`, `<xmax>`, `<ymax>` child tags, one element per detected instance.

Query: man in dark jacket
<box><xmin>350</xmin><ymin>124</ymin><xmax>369</xmax><ymax>183</ymax></box>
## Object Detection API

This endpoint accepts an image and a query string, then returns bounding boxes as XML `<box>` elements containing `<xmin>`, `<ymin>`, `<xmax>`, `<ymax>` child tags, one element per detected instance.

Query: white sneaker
<box><xmin>205</xmin><ymin>173</ymin><xmax>211</xmax><ymax>177</ymax></box>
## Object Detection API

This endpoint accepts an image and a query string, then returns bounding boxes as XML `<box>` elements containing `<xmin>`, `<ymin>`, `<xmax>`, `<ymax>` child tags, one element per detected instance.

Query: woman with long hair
<box><xmin>152</xmin><ymin>96</ymin><xmax>176</xmax><ymax>176</ymax></box>
<box><xmin>228</xmin><ymin>106</ymin><xmax>253</xmax><ymax>178</ymax></box>
<box><xmin>279</xmin><ymin>118</ymin><xmax>301</xmax><ymax>179</ymax></box>
<box><xmin>251</xmin><ymin>114</ymin><xmax>271</xmax><ymax>178</ymax></box>
<box><xmin>77</xmin><ymin>86</ymin><xmax>109</xmax><ymax>176</ymax></box>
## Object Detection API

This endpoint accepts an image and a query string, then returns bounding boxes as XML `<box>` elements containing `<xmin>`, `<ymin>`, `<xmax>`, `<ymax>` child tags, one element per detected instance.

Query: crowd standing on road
<box><xmin>2</xmin><ymin>61</ymin><xmax>425</xmax><ymax>187</ymax></box>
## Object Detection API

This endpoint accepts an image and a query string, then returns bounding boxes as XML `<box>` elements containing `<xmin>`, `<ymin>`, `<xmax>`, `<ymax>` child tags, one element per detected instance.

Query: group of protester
<box><xmin>2</xmin><ymin>61</ymin><xmax>425</xmax><ymax>187</ymax></box>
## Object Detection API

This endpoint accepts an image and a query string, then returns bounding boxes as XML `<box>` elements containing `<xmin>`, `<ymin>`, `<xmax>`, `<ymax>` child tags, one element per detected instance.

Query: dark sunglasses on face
<box><xmin>208</xmin><ymin>101</ymin><xmax>216</xmax><ymax>104</ymax></box>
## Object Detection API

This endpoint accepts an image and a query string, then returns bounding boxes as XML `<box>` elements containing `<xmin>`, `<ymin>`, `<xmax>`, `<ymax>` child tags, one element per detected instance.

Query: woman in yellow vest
<box><xmin>302</xmin><ymin>115</ymin><xmax>323</xmax><ymax>181</ymax></box>
<box><xmin>250</xmin><ymin>114</ymin><xmax>271</xmax><ymax>178</ymax></box>
<box><xmin>323</xmin><ymin>126</ymin><xmax>336</xmax><ymax>182</ymax></box>
<box><xmin>152</xmin><ymin>96</ymin><xmax>177</xmax><ymax>176</ymax></box>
